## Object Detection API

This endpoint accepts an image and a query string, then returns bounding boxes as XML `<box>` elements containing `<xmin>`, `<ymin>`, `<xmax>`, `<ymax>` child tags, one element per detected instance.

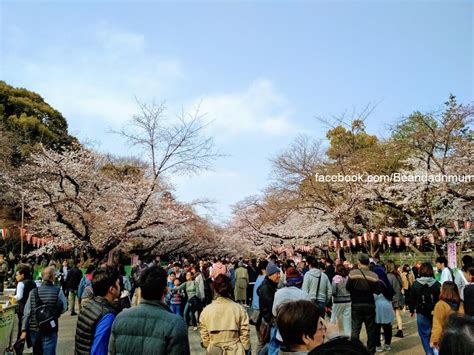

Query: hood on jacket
<box><xmin>417</xmin><ymin>277</ymin><xmax>438</xmax><ymax>287</ymax></box>
<box><xmin>307</xmin><ymin>268</ymin><xmax>322</xmax><ymax>277</ymax></box>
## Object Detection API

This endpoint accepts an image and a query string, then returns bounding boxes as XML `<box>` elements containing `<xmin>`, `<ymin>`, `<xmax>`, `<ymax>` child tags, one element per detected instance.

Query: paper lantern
<box><xmin>351</xmin><ymin>238</ymin><xmax>356</xmax><ymax>247</ymax></box>
<box><xmin>357</xmin><ymin>236</ymin><xmax>363</xmax><ymax>244</ymax></box>
<box><xmin>429</xmin><ymin>234</ymin><xmax>435</xmax><ymax>244</ymax></box>
<box><xmin>405</xmin><ymin>237</ymin><xmax>411</xmax><ymax>245</ymax></box>
<box><xmin>370</xmin><ymin>232</ymin><xmax>376</xmax><ymax>241</ymax></box>
<box><xmin>378</xmin><ymin>233</ymin><xmax>385</xmax><ymax>244</ymax></box>
<box><xmin>363</xmin><ymin>232</ymin><xmax>369</xmax><ymax>242</ymax></box>
<box><xmin>416</xmin><ymin>236</ymin><xmax>422</xmax><ymax>246</ymax></box>
<box><xmin>395</xmin><ymin>237</ymin><xmax>401</xmax><ymax>246</ymax></box>
<box><xmin>387</xmin><ymin>236</ymin><xmax>393</xmax><ymax>245</ymax></box>
<box><xmin>438</xmin><ymin>227</ymin><xmax>447</xmax><ymax>238</ymax></box>
<box><xmin>452</xmin><ymin>221</ymin><xmax>460</xmax><ymax>232</ymax></box>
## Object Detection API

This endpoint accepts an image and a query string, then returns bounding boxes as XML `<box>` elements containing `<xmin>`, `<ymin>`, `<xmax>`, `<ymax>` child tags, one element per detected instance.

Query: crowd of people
<box><xmin>1</xmin><ymin>252</ymin><xmax>473</xmax><ymax>355</ymax></box>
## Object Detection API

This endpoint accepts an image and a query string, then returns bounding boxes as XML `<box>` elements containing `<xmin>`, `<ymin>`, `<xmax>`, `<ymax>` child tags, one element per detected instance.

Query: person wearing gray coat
<box><xmin>302</xmin><ymin>256</ymin><xmax>332</xmax><ymax>315</ymax></box>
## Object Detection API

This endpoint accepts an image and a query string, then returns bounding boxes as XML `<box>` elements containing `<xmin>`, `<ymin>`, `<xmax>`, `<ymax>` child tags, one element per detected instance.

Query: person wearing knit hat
<box><xmin>257</xmin><ymin>262</ymin><xmax>281</xmax><ymax>353</ymax></box>
<box><xmin>266</xmin><ymin>266</ymin><xmax>311</xmax><ymax>353</ymax></box>
<box><xmin>285</xmin><ymin>267</ymin><xmax>304</xmax><ymax>287</ymax></box>
<box><xmin>266</xmin><ymin>262</ymin><xmax>280</xmax><ymax>277</ymax></box>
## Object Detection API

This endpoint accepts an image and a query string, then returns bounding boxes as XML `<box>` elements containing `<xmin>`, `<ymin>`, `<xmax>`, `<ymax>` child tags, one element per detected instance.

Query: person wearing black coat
<box><xmin>66</xmin><ymin>260</ymin><xmax>84</xmax><ymax>316</ymax></box>
<box><xmin>257</xmin><ymin>262</ymin><xmax>281</xmax><ymax>353</ymax></box>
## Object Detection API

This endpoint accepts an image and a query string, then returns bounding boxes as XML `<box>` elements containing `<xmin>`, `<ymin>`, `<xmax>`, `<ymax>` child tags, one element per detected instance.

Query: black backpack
<box><xmin>34</xmin><ymin>288</ymin><xmax>62</xmax><ymax>334</ymax></box>
<box><xmin>417</xmin><ymin>283</ymin><xmax>436</xmax><ymax>315</ymax></box>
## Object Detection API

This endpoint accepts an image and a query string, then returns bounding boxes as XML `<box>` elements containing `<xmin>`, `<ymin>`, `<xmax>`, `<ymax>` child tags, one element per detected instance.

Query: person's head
<box><xmin>385</xmin><ymin>260</ymin><xmax>397</xmax><ymax>274</ymax></box>
<box><xmin>358</xmin><ymin>254</ymin><xmax>370</xmax><ymax>267</ymax></box>
<box><xmin>168</xmin><ymin>272</ymin><xmax>176</xmax><ymax>281</ymax></box>
<box><xmin>436</xmin><ymin>256</ymin><xmax>448</xmax><ymax>270</ymax></box>
<box><xmin>468</xmin><ymin>266</ymin><xmax>474</xmax><ymax>283</ymax></box>
<box><xmin>285</xmin><ymin>267</ymin><xmax>303</xmax><ymax>287</ymax></box>
<box><xmin>419</xmin><ymin>262</ymin><xmax>435</xmax><ymax>278</ymax></box>
<box><xmin>173</xmin><ymin>278</ymin><xmax>181</xmax><ymax>287</ymax></box>
<box><xmin>86</xmin><ymin>265</ymin><xmax>95</xmax><ymax>275</ymax></box>
<box><xmin>186</xmin><ymin>271</ymin><xmax>193</xmax><ymax>281</ymax></box>
<box><xmin>266</xmin><ymin>262</ymin><xmax>281</xmax><ymax>283</ymax></box>
<box><xmin>439</xmin><ymin>315</ymin><xmax>474</xmax><ymax>355</ymax></box>
<box><xmin>92</xmin><ymin>266</ymin><xmax>121</xmax><ymax>300</ymax></box>
<box><xmin>306</xmin><ymin>256</ymin><xmax>318</xmax><ymax>269</ymax></box>
<box><xmin>173</xmin><ymin>262</ymin><xmax>181</xmax><ymax>273</ymax></box>
<box><xmin>462</xmin><ymin>255</ymin><xmax>473</xmax><ymax>272</ymax></box>
<box><xmin>402</xmin><ymin>264</ymin><xmax>411</xmax><ymax>273</ymax></box>
<box><xmin>335</xmin><ymin>264</ymin><xmax>348</xmax><ymax>278</ymax></box>
<box><xmin>258</xmin><ymin>260</ymin><xmax>269</xmax><ymax>275</ymax></box>
<box><xmin>139</xmin><ymin>265</ymin><xmax>168</xmax><ymax>301</ymax></box>
<box><xmin>308</xmin><ymin>337</ymin><xmax>371</xmax><ymax>355</ymax></box>
<box><xmin>16</xmin><ymin>265</ymin><xmax>32</xmax><ymax>282</ymax></box>
<box><xmin>440</xmin><ymin>281</ymin><xmax>461</xmax><ymax>304</ymax></box>
<box><xmin>41</xmin><ymin>267</ymin><xmax>55</xmax><ymax>283</ymax></box>
<box><xmin>62</xmin><ymin>260</ymin><xmax>68</xmax><ymax>267</ymax></box>
<box><xmin>213</xmin><ymin>274</ymin><xmax>233</xmax><ymax>298</ymax></box>
<box><xmin>277</xmin><ymin>300</ymin><xmax>325</xmax><ymax>352</ymax></box>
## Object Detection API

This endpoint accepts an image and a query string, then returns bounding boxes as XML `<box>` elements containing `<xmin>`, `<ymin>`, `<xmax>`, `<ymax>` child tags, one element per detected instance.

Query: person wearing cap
<box><xmin>257</xmin><ymin>262</ymin><xmax>281</xmax><ymax>353</ymax></box>
<box><xmin>346</xmin><ymin>254</ymin><xmax>382</xmax><ymax>355</ymax></box>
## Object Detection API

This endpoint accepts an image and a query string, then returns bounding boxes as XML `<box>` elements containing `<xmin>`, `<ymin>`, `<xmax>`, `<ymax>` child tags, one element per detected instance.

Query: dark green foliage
<box><xmin>0</xmin><ymin>81</ymin><xmax>77</xmax><ymax>165</ymax></box>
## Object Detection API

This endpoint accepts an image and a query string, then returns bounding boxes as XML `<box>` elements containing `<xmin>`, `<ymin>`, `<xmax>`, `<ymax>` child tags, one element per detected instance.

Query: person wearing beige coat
<box><xmin>199</xmin><ymin>274</ymin><xmax>251</xmax><ymax>355</ymax></box>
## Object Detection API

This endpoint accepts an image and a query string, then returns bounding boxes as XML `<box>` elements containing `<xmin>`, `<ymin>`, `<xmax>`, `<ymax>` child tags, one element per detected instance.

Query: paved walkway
<box><xmin>48</xmin><ymin>310</ymin><xmax>425</xmax><ymax>354</ymax></box>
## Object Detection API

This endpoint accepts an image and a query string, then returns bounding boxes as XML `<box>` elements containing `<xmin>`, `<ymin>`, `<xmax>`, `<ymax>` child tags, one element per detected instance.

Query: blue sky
<box><xmin>1</xmin><ymin>0</ymin><xmax>472</xmax><ymax>221</ymax></box>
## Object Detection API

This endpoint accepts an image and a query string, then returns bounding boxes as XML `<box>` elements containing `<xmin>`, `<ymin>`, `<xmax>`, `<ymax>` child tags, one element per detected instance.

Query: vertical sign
<box><xmin>447</xmin><ymin>243</ymin><xmax>457</xmax><ymax>269</ymax></box>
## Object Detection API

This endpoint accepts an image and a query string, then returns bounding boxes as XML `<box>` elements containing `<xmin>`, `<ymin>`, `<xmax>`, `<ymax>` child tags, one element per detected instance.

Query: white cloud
<box><xmin>191</xmin><ymin>79</ymin><xmax>302</xmax><ymax>138</ymax></box>
<box><xmin>3</xmin><ymin>24</ymin><xmax>183</xmax><ymax>126</ymax></box>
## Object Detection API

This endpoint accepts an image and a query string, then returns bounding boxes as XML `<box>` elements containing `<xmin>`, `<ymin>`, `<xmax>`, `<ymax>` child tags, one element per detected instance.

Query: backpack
<box><xmin>417</xmin><ymin>283</ymin><xmax>436</xmax><ymax>315</ymax></box>
<box><xmin>82</xmin><ymin>284</ymin><xmax>94</xmax><ymax>299</ymax></box>
<box><xmin>34</xmin><ymin>288</ymin><xmax>62</xmax><ymax>334</ymax></box>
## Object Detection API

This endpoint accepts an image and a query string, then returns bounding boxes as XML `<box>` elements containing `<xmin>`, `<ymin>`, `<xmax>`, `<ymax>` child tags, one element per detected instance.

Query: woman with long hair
<box><xmin>199</xmin><ymin>274</ymin><xmax>250</xmax><ymax>354</ymax></box>
<box><xmin>386</xmin><ymin>260</ymin><xmax>404</xmax><ymax>337</ymax></box>
<box><xmin>430</xmin><ymin>281</ymin><xmax>465</xmax><ymax>350</ymax></box>
<box><xmin>330</xmin><ymin>264</ymin><xmax>351</xmax><ymax>337</ymax></box>
<box><xmin>373</xmin><ymin>266</ymin><xmax>395</xmax><ymax>352</ymax></box>
<box><xmin>405</xmin><ymin>262</ymin><xmax>441</xmax><ymax>355</ymax></box>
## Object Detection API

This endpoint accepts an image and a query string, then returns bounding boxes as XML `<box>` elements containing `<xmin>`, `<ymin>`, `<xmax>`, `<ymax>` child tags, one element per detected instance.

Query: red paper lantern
<box><xmin>370</xmin><ymin>232</ymin><xmax>376</xmax><ymax>241</ymax></box>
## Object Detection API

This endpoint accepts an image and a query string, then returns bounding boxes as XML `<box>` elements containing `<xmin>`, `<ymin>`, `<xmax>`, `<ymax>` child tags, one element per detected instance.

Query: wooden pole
<box><xmin>21</xmin><ymin>194</ymin><xmax>24</xmax><ymax>258</ymax></box>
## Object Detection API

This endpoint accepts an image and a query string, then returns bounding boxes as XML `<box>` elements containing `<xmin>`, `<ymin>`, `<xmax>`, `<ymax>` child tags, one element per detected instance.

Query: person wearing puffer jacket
<box><xmin>430</xmin><ymin>281</ymin><xmax>464</xmax><ymax>351</ymax></box>
<box><xmin>302</xmin><ymin>256</ymin><xmax>332</xmax><ymax>316</ymax></box>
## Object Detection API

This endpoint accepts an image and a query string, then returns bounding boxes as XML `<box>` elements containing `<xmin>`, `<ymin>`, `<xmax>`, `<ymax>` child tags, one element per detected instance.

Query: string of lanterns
<box><xmin>272</xmin><ymin>220</ymin><xmax>472</xmax><ymax>254</ymax></box>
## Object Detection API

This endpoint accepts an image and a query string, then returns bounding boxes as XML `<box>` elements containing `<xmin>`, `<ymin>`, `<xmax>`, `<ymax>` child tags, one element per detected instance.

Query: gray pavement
<box><xmin>49</xmin><ymin>309</ymin><xmax>425</xmax><ymax>355</ymax></box>
<box><xmin>8</xmin><ymin>297</ymin><xmax>424</xmax><ymax>355</ymax></box>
